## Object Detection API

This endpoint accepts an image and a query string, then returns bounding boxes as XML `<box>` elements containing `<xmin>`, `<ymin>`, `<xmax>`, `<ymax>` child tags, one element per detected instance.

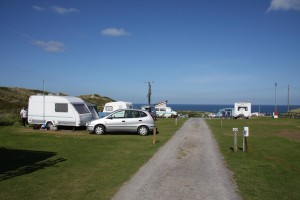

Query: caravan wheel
<box><xmin>46</xmin><ymin>122</ymin><xmax>53</xmax><ymax>130</ymax></box>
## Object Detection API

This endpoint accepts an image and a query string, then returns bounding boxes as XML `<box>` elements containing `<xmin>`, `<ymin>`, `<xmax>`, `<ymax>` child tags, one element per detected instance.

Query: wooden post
<box><xmin>232</xmin><ymin>128</ymin><xmax>238</xmax><ymax>152</ymax></box>
<box><xmin>152</xmin><ymin>127</ymin><xmax>156</xmax><ymax>144</ymax></box>
<box><xmin>234</xmin><ymin>131</ymin><xmax>237</xmax><ymax>152</ymax></box>
<box><xmin>175</xmin><ymin>117</ymin><xmax>178</xmax><ymax>126</ymax></box>
<box><xmin>243</xmin><ymin>136</ymin><xmax>245</xmax><ymax>152</ymax></box>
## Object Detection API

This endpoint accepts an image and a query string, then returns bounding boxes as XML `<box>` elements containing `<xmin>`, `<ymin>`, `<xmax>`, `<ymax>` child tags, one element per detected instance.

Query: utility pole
<box><xmin>147</xmin><ymin>81</ymin><xmax>152</xmax><ymax>108</ymax></box>
<box><xmin>287</xmin><ymin>84</ymin><xmax>290</xmax><ymax>112</ymax></box>
<box><xmin>43</xmin><ymin>80</ymin><xmax>45</xmax><ymax>124</ymax></box>
<box><xmin>275</xmin><ymin>82</ymin><xmax>277</xmax><ymax>113</ymax></box>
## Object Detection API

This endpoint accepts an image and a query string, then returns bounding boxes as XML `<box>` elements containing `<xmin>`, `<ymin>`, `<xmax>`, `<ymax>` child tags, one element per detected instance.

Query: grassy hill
<box><xmin>0</xmin><ymin>86</ymin><xmax>114</xmax><ymax>114</ymax></box>
<box><xmin>79</xmin><ymin>94</ymin><xmax>114</xmax><ymax>111</ymax></box>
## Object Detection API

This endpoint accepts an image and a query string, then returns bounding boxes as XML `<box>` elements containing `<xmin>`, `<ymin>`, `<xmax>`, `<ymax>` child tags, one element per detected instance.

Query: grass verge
<box><xmin>206</xmin><ymin>117</ymin><xmax>300</xmax><ymax>200</ymax></box>
<box><xmin>0</xmin><ymin>118</ymin><xmax>186</xmax><ymax>200</ymax></box>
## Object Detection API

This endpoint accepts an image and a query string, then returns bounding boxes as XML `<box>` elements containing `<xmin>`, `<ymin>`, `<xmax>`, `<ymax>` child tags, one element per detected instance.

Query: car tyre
<box><xmin>138</xmin><ymin>125</ymin><xmax>149</xmax><ymax>136</ymax></box>
<box><xmin>94</xmin><ymin>125</ymin><xmax>106</xmax><ymax>135</ymax></box>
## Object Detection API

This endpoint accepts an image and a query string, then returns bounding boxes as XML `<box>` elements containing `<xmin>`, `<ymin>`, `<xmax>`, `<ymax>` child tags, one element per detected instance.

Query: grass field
<box><xmin>206</xmin><ymin>117</ymin><xmax>300</xmax><ymax>200</ymax></box>
<box><xmin>0</xmin><ymin>118</ymin><xmax>186</xmax><ymax>200</ymax></box>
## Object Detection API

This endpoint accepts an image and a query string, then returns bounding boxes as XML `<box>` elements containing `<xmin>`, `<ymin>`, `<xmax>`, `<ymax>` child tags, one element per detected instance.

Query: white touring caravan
<box><xmin>99</xmin><ymin>101</ymin><xmax>133</xmax><ymax>117</ymax></box>
<box><xmin>28</xmin><ymin>95</ymin><xmax>94</xmax><ymax>127</ymax></box>
<box><xmin>233</xmin><ymin>102</ymin><xmax>251</xmax><ymax>119</ymax></box>
<box><xmin>103</xmin><ymin>101</ymin><xmax>133</xmax><ymax>112</ymax></box>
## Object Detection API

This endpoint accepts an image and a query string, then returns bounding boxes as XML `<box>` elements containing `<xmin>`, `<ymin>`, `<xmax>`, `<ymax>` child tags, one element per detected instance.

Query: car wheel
<box><xmin>138</xmin><ymin>125</ymin><xmax>149</xmax><ymax>136</ymax></box>
<box><xmin>94</xmin><ymin>125</ymin><xmax>106</xmax><ymax>135</ymax></box>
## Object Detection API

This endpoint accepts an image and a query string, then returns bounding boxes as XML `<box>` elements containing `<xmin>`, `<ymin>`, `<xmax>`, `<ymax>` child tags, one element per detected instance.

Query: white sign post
<box><xmin>243</xmin><ymin>127</ymin><xmax>249</xmax><ymax>152</ymax></box>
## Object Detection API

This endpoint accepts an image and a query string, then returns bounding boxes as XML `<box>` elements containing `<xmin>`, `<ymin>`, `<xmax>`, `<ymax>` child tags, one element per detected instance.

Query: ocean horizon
<box><xmin>134</xmin><ymin>104</ymin><xmax>300</xmax><ymax>114</ymax></box>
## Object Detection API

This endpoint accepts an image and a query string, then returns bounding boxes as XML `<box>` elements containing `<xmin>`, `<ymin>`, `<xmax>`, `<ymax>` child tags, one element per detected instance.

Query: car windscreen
<box><xmin>73</xmin><ymin>104</ymin><xmax>90</xmax><ymax>114</ymax></box>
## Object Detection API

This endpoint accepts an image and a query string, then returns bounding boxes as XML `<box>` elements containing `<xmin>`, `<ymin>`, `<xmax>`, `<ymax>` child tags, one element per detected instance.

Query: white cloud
<box><xmin>32</xmin><ymin>5</ymin><xmax>45</xmax><ymax>11</ymax></box>
<box><xmin>268</xmin><ymin>0</ymin><xmax>300</xmax><ymax>12</ymax></box>
<box><xmin>31</xmin><ymin>39</ymin><xmax>65</xmax><ymax>52</ymax></box>
<box><xmin>50</xmin><ymin>6</ymin><xmax>80</xmax><ymax>15</ymax></box>
<box><xmin>101</xmin><ymin>28</ymin><xmax>130</xmax><ymax>36</ymax></box>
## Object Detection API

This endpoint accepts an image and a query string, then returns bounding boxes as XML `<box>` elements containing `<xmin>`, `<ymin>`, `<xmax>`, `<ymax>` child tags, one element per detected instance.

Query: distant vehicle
<box><xmin>154</xmin><ymin>100</ymin><xmax>177</xmax><ymax>118</ymax></box>
<box><xmin>208</xmin><ymin>113</ymin><xmax>216</xmax><ymax>118</ymax></box>
<box><xmin>100</xmin><ymin>101</ymin><xmax>133</xmax><ymax>117</ymax></box>
<box><xmin>86</xmin><ymin>109</ymin><xmax>156</xmax><ymax>136</ymax></box>
<box><xmin>233</xmin><ymin>102</ymin><xmax>251</xmax><ymax>119</ymax></box>
<box><xmin>28</xmin><ymin>95</ymin><xmax>94</xmax><ymax>127</ymax></box>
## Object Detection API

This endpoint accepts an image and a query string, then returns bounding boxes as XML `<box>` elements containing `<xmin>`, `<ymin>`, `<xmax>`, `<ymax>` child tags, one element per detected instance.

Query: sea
<box><xmin>134</xmin><ymin>104</ymin><xmax>300</xmax><ymax>115</ymax></box>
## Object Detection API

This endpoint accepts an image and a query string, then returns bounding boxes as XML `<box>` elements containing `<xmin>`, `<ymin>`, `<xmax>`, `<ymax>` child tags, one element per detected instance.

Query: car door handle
<box><xmin>139</xmin><ymin>120</ymin><xmax>142</xmax><ymax>122</ymax></box>
<box><xmin>122</xmin><ymin>120</ymin><xmax>125</xmax><ymax>122</ymax></box>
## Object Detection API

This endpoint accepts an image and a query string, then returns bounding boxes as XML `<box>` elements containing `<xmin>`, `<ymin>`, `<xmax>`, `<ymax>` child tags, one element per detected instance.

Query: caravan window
<box><xmin>105</xmin><ymin>106</ymin><xmax>113</xmax><ymax>112</ymax></box>
<box><xmin>55</xmin><ymin>103</ymin><xmax>68</xmax><ymax>112</ymax></box>
<box><xmin>73</xmin><ymin>104</ymin><xmax>90</xmax><ymax>114</ymax></box>
<box><xmin>238</xmin><ymin>107</ymin><xmax>248</xmax><ymax>111</ymax></box>
<box><xmin>160</xmin><ymin>108</ymin><xmax>166</xmax><ymax>111</ymax></box>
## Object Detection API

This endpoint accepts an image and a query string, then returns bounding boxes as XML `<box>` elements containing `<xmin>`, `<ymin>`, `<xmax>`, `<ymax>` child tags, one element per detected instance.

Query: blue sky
<box><xmin>0</xmin><ymin>0</ymin><xmax>300</xmax><ymax>105</ymax></box>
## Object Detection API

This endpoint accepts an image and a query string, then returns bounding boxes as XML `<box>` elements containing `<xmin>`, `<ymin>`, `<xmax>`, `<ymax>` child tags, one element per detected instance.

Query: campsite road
<box><xmin>112</xmin><ymin>118</ymin><xmax>241</xmax><ymax>200</ymax></box>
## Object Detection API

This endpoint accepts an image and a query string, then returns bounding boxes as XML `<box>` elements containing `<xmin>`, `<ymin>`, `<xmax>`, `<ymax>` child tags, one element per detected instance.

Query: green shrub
<box><xmin>0</xmin><ymin>111</ymin><xmax>21</xmax><ymax>126</ymax></box>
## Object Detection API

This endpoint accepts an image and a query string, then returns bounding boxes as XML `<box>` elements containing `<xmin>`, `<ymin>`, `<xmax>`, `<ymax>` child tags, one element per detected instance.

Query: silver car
<box><xmin>86</xmin><ymin>109</ymin><xmax>156</xmax><ymax>135</ymax></box>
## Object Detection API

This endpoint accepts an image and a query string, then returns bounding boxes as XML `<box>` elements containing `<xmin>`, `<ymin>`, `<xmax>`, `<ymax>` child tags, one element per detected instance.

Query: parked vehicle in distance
<box><xmin>233</xmin><ymin>102</ymin><xmax>251</xmax><ymax>119</ymax></box>
<box><xmin>28</xmin><ymin>95</ymin><xmax>94</xmax><ymax>128</ymax></box>
<box><xmin>86</xmin><ymin>109</ymin><xmax>156</xmax><ymax>136</ymax></box>
<box><xmin>155</xmin><ymin>107</ymin><xmax>177</xmax><ymax>118</ymax></box>
<box><xmin>154</xmin><ymin>100</ymin><xmax>177</xmax><ymax>118</ymax></box>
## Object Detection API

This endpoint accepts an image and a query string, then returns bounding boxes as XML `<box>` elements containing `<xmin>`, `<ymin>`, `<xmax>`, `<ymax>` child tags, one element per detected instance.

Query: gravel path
<box><xmin>112</xmin><ymin>118</ymin><xmax>241</xmax><ymax>200</ymax></box>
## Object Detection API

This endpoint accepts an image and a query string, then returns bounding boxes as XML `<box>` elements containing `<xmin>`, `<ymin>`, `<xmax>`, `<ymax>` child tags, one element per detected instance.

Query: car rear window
<box><xmin>141</xmin><ymin>111</ymin><xmax>148</xmax><ymax>117</ymax></box>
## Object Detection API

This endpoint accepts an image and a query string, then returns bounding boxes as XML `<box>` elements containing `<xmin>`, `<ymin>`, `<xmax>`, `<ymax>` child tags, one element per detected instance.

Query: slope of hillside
<box><xmin>0</xmin><ymin>87</ymin><xmax>46</xmax><ymax>112</ymax></box>
<box><xmin>79</xmin><ymin>94</ymin><xmax>115</xmax><ymax>111</ymax></box>
<box><xmin>0</xmin><ymin>86</ymin><xmax>114</xmax><ymax>113</ymax></box>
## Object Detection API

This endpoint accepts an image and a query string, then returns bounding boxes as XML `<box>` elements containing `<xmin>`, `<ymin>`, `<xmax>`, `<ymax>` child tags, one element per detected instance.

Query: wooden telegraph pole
<box><xmin>146</xmin><ymin>81</ymin><xmax>156</xmax><ymax>144</ymax></box>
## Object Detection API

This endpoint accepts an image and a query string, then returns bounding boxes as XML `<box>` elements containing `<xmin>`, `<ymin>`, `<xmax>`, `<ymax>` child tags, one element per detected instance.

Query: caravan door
<box><xmin>72</xmin><ymin>103</ymin><xmax>93</xmax><ymax>126</ymax></box>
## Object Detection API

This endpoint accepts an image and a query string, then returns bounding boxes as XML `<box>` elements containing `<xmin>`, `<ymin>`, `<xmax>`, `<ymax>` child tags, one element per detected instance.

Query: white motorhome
<box><xmin>233</xmin><ymin>102</ymin><xmax>251</xmax><ymax>119</ymax></box>
<box><xmin>154</xmin><ymin>100</ymin><xmax>177</xmax><ymax>118</ymax></box>
<box><xmin>28</xmin><ymin>95</ymin><xmax>94</xmax><ymax>127</ymax></box>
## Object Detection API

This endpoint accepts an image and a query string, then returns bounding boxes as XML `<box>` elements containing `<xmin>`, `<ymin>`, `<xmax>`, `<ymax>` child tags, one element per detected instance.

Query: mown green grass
<box><xmin>0</xmin><ymin>118</ymin><xmax>186</xmax><ymax>200</ymax></box>
<box><xmin>206</xmin><ymin>117</ymin><xmax>300</xmax><ymax>200</ymax></box>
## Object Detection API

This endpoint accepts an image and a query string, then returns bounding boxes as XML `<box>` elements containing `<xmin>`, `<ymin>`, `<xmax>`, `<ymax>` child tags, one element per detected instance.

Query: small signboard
<box><xmin>243</xmin><ymin>127</ymin><xmax>249</xmax><ymax>137</ymax></box>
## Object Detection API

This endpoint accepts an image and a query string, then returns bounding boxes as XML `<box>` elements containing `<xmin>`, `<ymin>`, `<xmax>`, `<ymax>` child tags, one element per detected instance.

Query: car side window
<box><xmin>126</xmin><ymin>110</ymin><xmax>141</xmax><ymax>118</ymax></box>
<box><xmin>111</xmin><ymin>110</ymin><xmax>125</xmax><ymax>118</ymax></box>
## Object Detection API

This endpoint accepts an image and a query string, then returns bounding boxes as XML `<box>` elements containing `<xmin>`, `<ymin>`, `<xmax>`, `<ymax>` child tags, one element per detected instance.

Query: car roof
<box><xmin>112</xmin><ymin>108</ymin><xmax>148</xmax><ymax>112</ymax></box>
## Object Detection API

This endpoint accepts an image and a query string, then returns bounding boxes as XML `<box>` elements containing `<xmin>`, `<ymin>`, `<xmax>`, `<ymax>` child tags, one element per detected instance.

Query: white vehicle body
<box><xmin>233</xmin><ymin>102</ymin><xmax>251</xmax><ymax>119</ymax></box>
<box><xmin>28</xmin><ymin>95</ymin><xmax>93</xmax><ymax>127</ymax></box>
<box><xmin>154</xmin><ymin>100</ymin><xmax>177</xmax><ymax>118</ymax></box>
<box><xmin>103</xmin><ymin>101</ymin><xmax>133</xmax><ymax>113</ymax></box>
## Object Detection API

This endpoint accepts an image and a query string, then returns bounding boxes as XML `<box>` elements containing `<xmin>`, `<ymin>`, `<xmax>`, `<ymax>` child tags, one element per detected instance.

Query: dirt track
<box><xmin>112</xmin><ymin>118</ymin><xmax>241</xmax><ymax>200</ymax></box>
